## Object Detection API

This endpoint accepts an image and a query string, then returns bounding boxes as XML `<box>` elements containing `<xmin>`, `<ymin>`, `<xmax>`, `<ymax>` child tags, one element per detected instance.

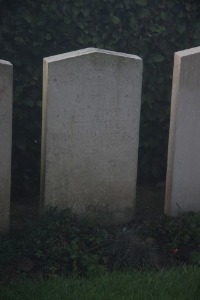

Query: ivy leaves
<box><xmin>135</xmin><ymin>0</ymin><xmax>148</xmax><ymax>7</ymax></box>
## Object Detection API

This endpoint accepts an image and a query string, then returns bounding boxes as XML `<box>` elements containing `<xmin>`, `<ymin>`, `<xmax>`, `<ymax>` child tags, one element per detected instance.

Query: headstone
<box><xmin>0</xmin><ymin>60</ymin><xmax>13</xmax><ymax>232</ymax></box>
<box><xmin>165</xmin><ymin>46</ymin><xmax>200</xmax><ymax>216</ymax></box>
<box><xmin>41</xmin><ymin>48</ymin><xmax>142</xmax><ymax>226</ymax></box>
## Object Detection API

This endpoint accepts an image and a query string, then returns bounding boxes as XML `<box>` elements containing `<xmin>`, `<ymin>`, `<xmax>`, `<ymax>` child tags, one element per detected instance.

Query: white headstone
<box><xmin>165</xmin><ymin>46</ymin><xmax>200</xmax><ymax>216</ymax></box>
<box><xmin>41</xmin><ymin>48</ymin><xmax>142</xmax><ymax>225</ymax></box>
<box><xmin>0</xmin><ymin>60</ymin><xmax>13</xmax><ymax>232</ymax></box>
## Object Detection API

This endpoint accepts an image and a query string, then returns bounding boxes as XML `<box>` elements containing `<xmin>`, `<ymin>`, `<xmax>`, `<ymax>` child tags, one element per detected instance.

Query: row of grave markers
<box><xmin>0</xmin><ymin>47</ymin><xmax>200</xmax><ymax>232</ymax></box>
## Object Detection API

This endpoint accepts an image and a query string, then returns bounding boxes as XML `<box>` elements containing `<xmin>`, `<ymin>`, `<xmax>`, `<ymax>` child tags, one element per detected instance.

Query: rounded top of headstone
<box><xmin>0</xmin><ymin>59</ymin><xmax>12</xmax><ymax>66</ymax></box>
<box><xmin>44</xmin><ymin>48</ymin><xmax>142</xmax><ymax>63</ymax></box>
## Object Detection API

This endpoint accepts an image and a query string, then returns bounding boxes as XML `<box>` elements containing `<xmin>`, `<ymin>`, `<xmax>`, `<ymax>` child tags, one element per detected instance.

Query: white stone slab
<box><xmin>165</xmin><ymin>46</ymin><xmax>200</xmax><ymax>216</ymax></box>
<box><xmin>0</xmin><ymin>60</ymin><xmax>13</xmax><ymax>232</ymax></box>
<box><xmin>41</xmin><ymin>48</ymin><xmax>142</xmax><ymax>225</ymax></box>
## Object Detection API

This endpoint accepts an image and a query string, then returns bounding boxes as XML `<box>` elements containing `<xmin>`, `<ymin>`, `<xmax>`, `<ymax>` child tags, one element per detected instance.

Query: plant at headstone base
<box><xmin>150</xmin><ymin>212</ymin><xmax>200</xmax><ymax>264</ymax></box>
<box><xmin>103</xmin><ymin>226</ymin><xmax>173</xmax><ymax>270</ymax></box>
<box><xmin>1</xmin><ymin>0</ymin><xmax>200</xmax><ymax>195</ymax></box>
<box><xmin>0</xmin><ymin>236</ymin><xmax>18</xmax><ymax>267</ymax></box>
<box><xmin>0</xmin><ymin>208</ymin><xmax>110</xmax><ymax>278</ymax></box>
<box><xmin>0</xmin><ymin>214</ymin><xmax>169</xmax><ymax>282</ymax></box>
<box><xmin>1</xmin><ymin>210</ymin><xmax>200</xmax><ymax>283</ymax></box>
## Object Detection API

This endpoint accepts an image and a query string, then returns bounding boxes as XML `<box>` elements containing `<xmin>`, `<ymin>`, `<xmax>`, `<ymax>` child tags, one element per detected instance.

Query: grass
<box><xmin>2</xmin><ymin>201</ymin><xmax>200</xmax><ymax>299</ymax></box>
<box><xmin>1</xmin><ymin>266</ymin><xmax>200</xmax><ymax>300</ymax></box>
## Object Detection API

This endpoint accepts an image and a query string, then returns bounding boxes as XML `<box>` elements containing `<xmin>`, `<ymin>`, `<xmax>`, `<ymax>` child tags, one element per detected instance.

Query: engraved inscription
<box><xmin>50</xmin><ymin>118</ymin><xmax>133</xmax><ymax>149</ymax></box>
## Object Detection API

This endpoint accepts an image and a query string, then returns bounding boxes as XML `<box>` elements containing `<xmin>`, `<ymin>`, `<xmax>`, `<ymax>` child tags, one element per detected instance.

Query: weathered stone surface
<box><xmin>0</xmin><ymin>60</ymin><xmax>13</xmax><ymax>232</ymax></box>
<box><xmin>165</xmin><ymin>46</ymin><xmax>200</xmax><ymax>216</ymax></box>
<box><xmin>41</xmin><ymin>48</ymin><xmax>142</xmax><ymax>225</ymax></box>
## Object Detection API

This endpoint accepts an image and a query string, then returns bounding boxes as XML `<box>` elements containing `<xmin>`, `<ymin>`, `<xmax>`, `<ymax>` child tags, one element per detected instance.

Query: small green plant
<box><xmin>0</xmin><ymin>236</ymin><xmax>18</xmax><ymax>266</ymax></box>
<box><xmin>151</xmin><ymin>212</ymin><xmax>200</xmax><ymax>263</ymax></box>
<box><xmin>19</xmin><ymin>208</ymin><xmax>110</xmax><ymax>276</ymax></box>
<box><xmin>0</xmin><ymin>208</ymin><xmax>110</xmax><ymax>279</ymax></box>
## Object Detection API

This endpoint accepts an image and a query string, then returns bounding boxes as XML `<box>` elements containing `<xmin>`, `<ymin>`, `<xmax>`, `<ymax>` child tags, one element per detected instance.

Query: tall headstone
<box><xmin>41</xmin><ymin>48</ymin><xmax>142</xmax><ymax>225</ymax></box>
<box><xmin>165</xmin><ymin>46</ymin><xmax>200</xmax><ymax>216</ymax></box>
<box><xmin>0</xmin><ymin>60</ymin><xmax>13</xmax><ymax>232</ymax></box>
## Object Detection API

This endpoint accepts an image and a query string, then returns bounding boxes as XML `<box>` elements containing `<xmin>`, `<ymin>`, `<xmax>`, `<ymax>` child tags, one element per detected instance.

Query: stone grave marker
<box><xmin>0</xmin><ymin>60</ymin><xmax>13</xmax><ymax>232</ymax></box>
<box><xmin>165</xmin><ymin>46</ymin><xmax>200</xmax><ymax>216</ymax></box>
<box><xmin>41</xmin><ymin>48</ymin><xmax>142</xmax><ymax>225</ymax></box>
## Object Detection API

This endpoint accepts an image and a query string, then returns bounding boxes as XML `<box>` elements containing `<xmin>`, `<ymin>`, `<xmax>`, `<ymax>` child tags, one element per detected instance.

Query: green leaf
<box><xmin>150</xmin><ymin>24</ymin><xmax>166</xmax><ymax>33</ymax></box>
<box><xmin>177</xmin><ymin>24</ymin><xmax>186</xmax><ymax>34</ymax></box>
<box><xmin>64</xmin><ymin>17</ymin><xmax>70</xmax><ymax>25</ymax></box>
<box><xmin>111</xmin><ymin>16</ymin><xmax>121</xmax><ymax>25</ymax></box>
<box><xmin>185</xmin><ymin>3</ymin><xmax>192</xmax><ymax>11</ymax></box>
<box><xmin>26</xmin><ymin>99</ymin><xmax>35</xmax><ymax>108</ymax></box>
<box><xmin>135</xmin><ymin>0</ymin><xmax>148</xmax><ymax>7</ymax></box>
<box><xmin>24</xmin><ymin>14</ymin><xmax>32</xmax><ymax>24</ymax></box>
<box><xmin>46</xmin><ymin>33</ymin><xmax>52</xmax><ymax>40</ymax></box>
<box><xmin>161</xmin><ymin>11</ymin><xmax>167</xmax><ymax>20</ymax></box>
<box><xmin>81</xmin><ymin>8</ymin><xmax>90</xmax><ymax>17</ymax></box>
<box><xmin>148</xmin><ymin>54</ymin><xmax>165</xmax><ymax>63</ymax></box>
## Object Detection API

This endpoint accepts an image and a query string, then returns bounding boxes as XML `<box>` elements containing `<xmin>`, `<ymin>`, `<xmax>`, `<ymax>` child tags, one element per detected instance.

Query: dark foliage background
<box><xmin>0</xmin><ymin>0</ymin><xmax>200</xmax><ymax>198</ymax></box>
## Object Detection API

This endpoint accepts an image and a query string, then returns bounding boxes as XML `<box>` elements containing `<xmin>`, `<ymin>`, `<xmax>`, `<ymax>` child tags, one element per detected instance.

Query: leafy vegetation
<box><xmin>151</xmin><ymin>213</ymin><xmax>200</xmax><ymax>263</ymax></box>
<box><xmin>0</xmin><ymin>209</ymin><xmax>110</xmax><ymax>278</ymax></box>
<box><xmin>0</xmin><ymin>209</ymin><xmax>200</xmax><ymax>283</ymax></box>
<box><xmin>1</xmin><ymin>1</ymin><xmax>200</xmax><ymax>195</ymax></box>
